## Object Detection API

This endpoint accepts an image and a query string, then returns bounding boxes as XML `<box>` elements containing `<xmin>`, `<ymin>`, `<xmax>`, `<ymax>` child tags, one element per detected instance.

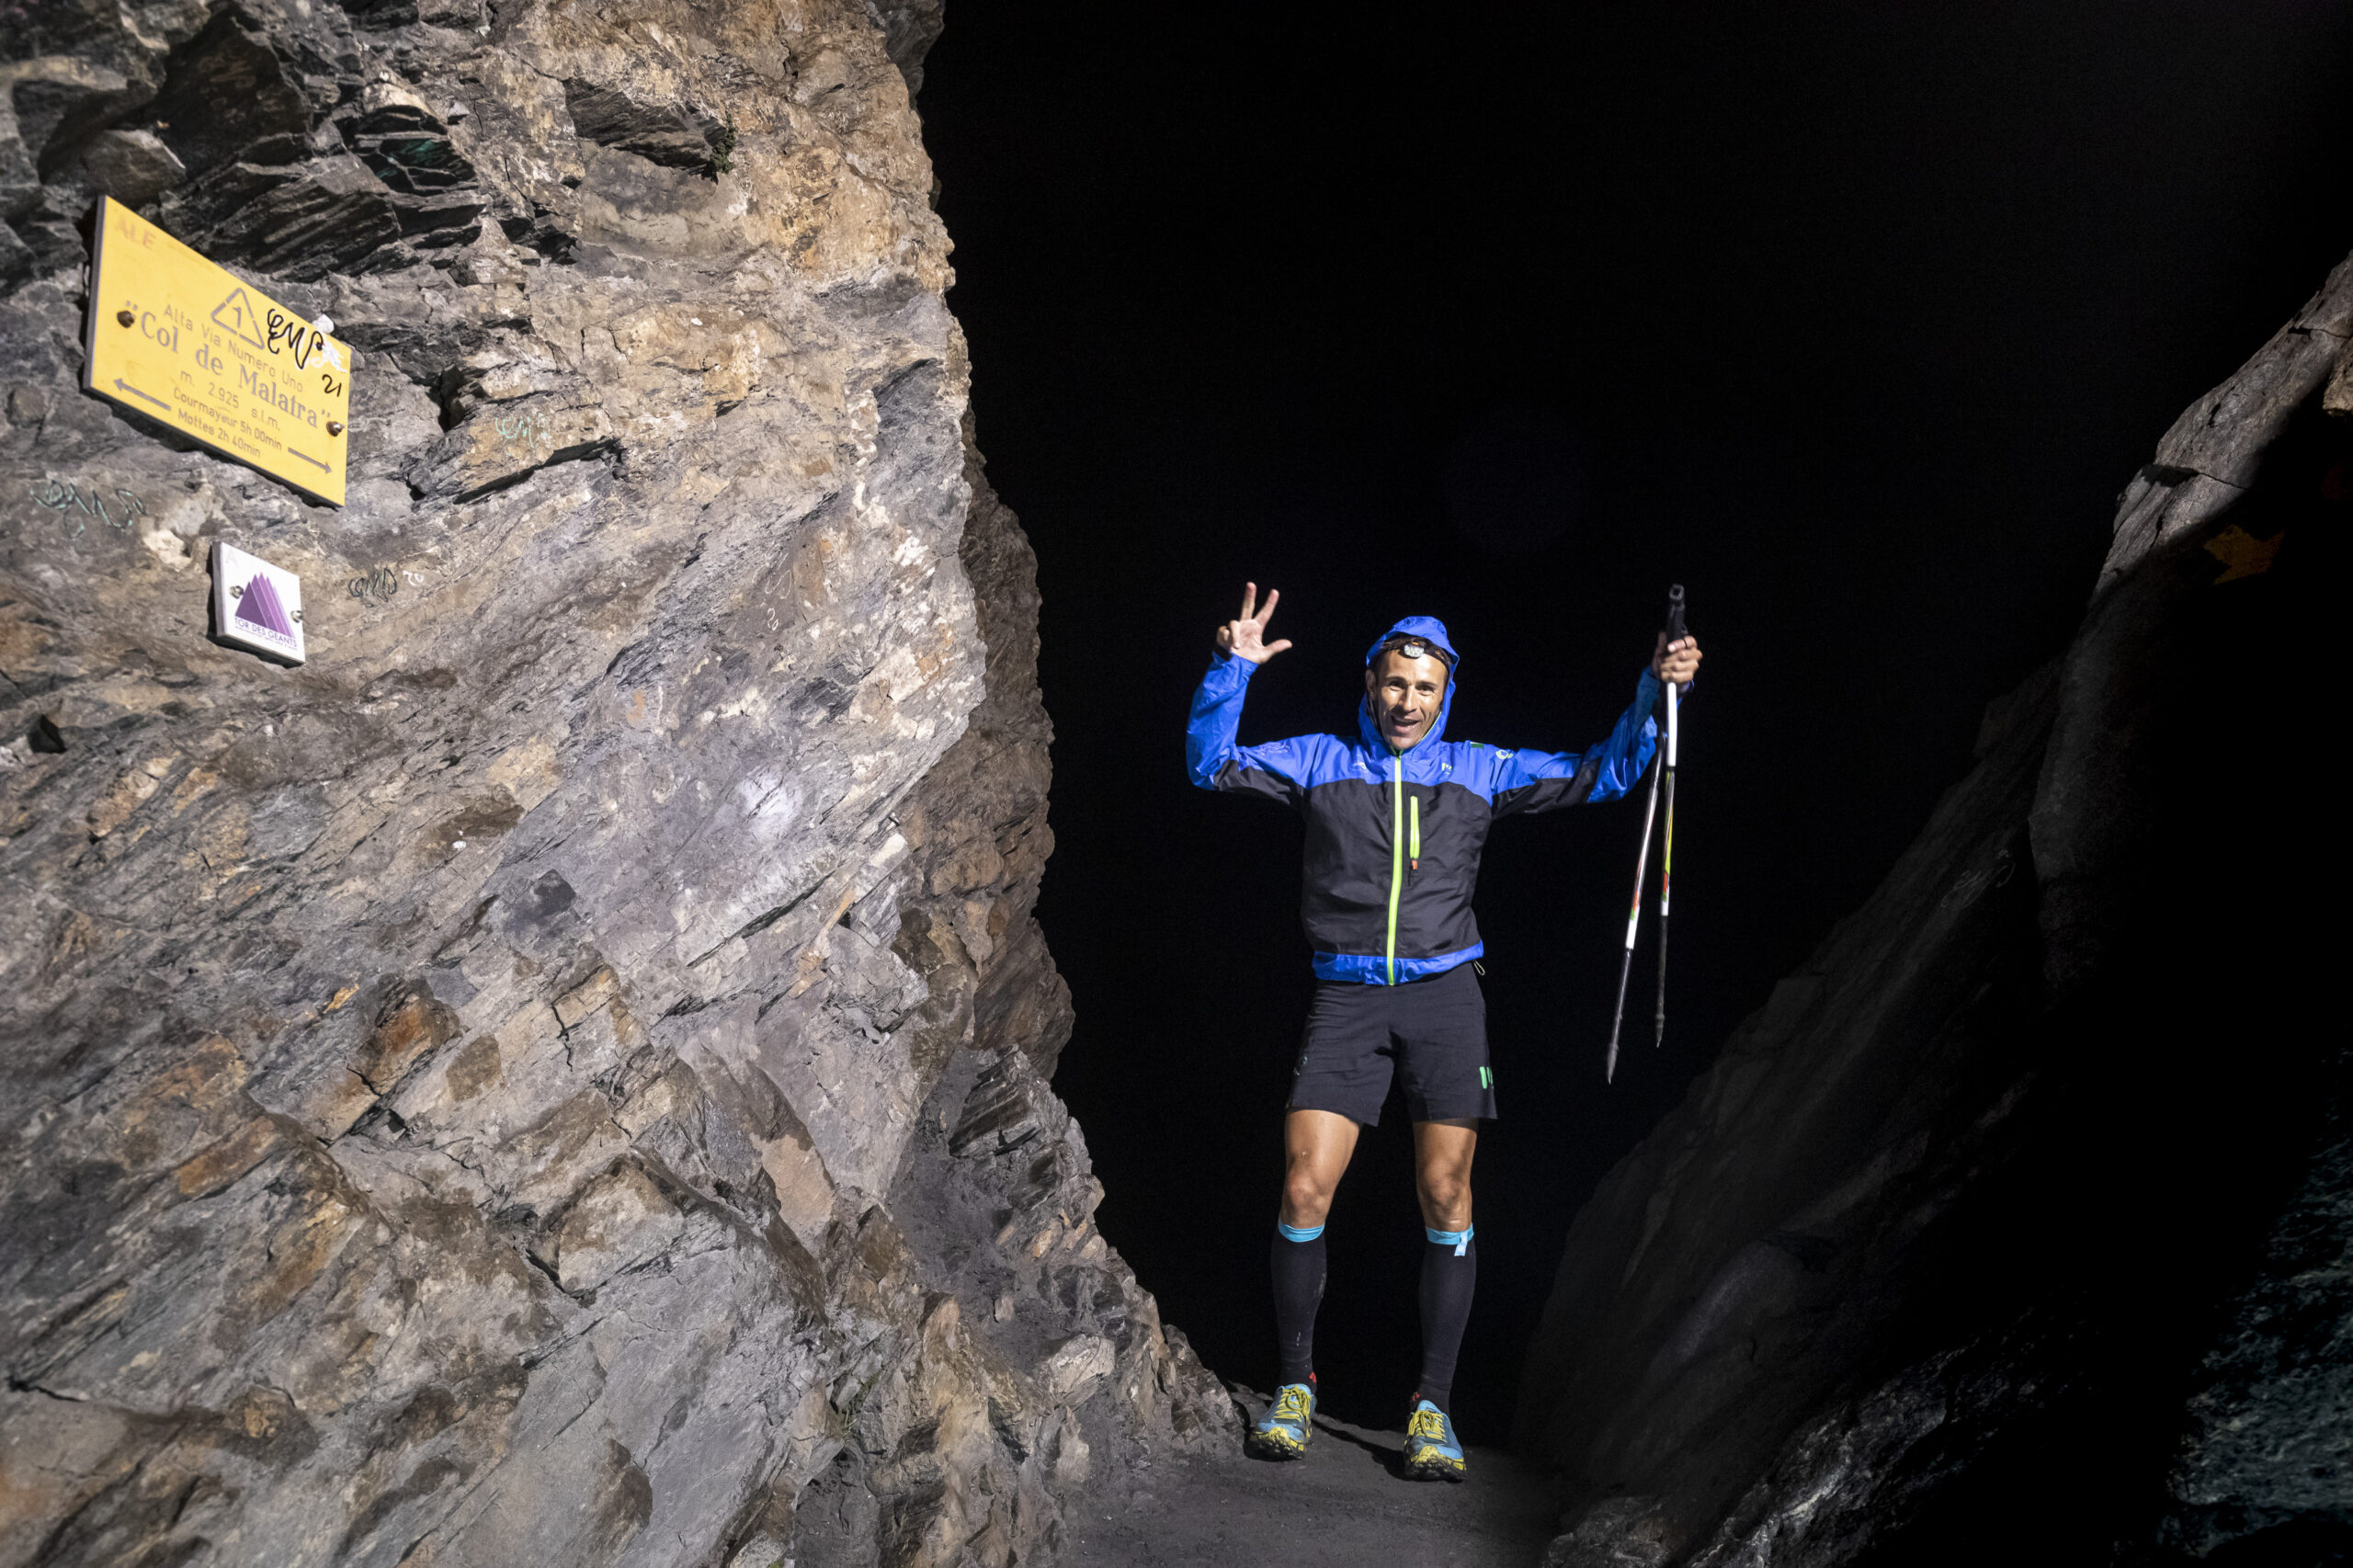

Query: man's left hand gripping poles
<box><xmin>1606</xmin><ymin>585</ymin><xmax>1686</xmax><ymax>1084</ymax></box>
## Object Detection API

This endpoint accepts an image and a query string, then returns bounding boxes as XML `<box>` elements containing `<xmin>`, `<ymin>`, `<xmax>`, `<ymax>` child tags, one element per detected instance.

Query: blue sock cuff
<box><xmin>1278</xmin><ymin>1221</ymin><xmax>1325</xmax><ymax>1243</ymax></box>
<box><xmin>1425</xmin><ymin>1224</ymin><xmax>1474</xmax><ymax>1252</ymax></box>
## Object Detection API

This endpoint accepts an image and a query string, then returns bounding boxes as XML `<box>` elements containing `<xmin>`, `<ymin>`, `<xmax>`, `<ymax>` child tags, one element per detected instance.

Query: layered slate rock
<box><xmin>0</xmin><ymin>4</ymin><xmax>1227</xmax><ymax>1566</ymax></box>
<box><xmin>1517</xmin><ymin>258</ymin><xmax>2352</xmax><ymax>1566</ymax></box>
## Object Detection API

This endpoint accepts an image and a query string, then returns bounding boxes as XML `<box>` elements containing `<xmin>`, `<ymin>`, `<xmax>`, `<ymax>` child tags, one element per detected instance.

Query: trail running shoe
<box><xmin>1403</xmin><ymin>1399</ymin><xmax>1466</xmax><ymax>1482</ymax></box>
<box><xmin>1247</xmin><ymin>1381</ymin><xmax>1315</xmax><ymax>1460</ymax></box>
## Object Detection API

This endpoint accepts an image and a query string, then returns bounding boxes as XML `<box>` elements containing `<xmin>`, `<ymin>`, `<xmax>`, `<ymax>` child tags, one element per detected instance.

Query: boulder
<box><xmin>1518</xmin><ymin>254</ymin><xmax>2351</xmax><ymax>1566</ymax></box>
<box><xmin>0</xmin><ymin>3</ymin><xmax>1228</xmax><ymax>1565</ymax></box>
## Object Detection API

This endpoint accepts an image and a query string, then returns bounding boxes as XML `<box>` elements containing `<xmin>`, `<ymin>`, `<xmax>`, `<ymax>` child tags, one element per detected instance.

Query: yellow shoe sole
<box><xmin>1246</xmin><ymin>1425</ymin><xmax>1309</xmax><ymax>1460</ymax></box>
<box><xmin>1403</xmin><ymin>1447</ymin><xmax>1466</xmax><ymax>1483</ymax></box>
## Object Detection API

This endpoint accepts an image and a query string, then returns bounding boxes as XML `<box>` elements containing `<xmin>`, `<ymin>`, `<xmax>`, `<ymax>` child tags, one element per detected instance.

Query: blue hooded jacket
<box><xmin>1188</xmin><ymin>616</ymin><xmax>1662</xmax><ymax>984</ymax></box>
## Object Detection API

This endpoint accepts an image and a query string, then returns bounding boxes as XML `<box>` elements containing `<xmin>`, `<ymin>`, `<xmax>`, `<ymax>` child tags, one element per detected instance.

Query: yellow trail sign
<box><xmin>82</xmin><ymin>197</ymin><xmax>354</xmax><ymax>506</ymax></box>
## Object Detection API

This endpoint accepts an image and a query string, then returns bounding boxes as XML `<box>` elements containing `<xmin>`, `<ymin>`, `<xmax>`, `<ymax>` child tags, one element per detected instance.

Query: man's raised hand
<box><xmin>1217</xmin><ymin>582</ymin><xmax>1295</xmax><ymax>665</ymax></box>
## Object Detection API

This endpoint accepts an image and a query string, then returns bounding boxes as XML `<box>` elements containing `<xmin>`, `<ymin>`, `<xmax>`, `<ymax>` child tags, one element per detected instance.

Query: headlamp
<box><xmin>1372</xmin><ymin>635</ymin><xmax>1454</xmax><ymax>668</ymax></box>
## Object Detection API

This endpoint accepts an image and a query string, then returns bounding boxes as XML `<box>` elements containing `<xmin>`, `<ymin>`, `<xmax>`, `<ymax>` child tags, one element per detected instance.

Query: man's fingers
<box><xmin>1258</xmin><ymin>587</ymin><xmax>1280</xmax><ymax>628</ymax></box>
<box><xmin>1264</xmin><ymin>639</ymin><xmax>1293</xmax><ymax>658</ymax></box>
<box><xmin>1240</xmin><ymin>582</ymin><xmax>1258</xmax><ymax>623</ymax></box>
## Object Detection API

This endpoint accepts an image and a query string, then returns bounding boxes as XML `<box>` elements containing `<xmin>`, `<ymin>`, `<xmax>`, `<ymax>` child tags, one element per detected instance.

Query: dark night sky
<box><xmin>916</xmin><ymin>4</ymin><xmax>2353</xmax><ymax>1436</ymax></box>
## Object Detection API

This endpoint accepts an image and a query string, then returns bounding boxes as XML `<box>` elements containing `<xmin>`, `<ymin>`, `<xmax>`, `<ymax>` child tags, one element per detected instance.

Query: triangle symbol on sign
<box><xmin>211</xmin><ymin>287</ymin><xmax>267</xmax><ymax>349</ymax></box>
<box><xmin>234</xmin><ymin>574</ymin><xmax>296</xmax><ymax>639</ymax></box>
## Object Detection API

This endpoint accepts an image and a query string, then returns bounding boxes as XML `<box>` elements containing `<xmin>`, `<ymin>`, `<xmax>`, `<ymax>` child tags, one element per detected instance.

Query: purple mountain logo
<box><xmin>235</xmin><ymin>573</ymin><xmax>296</xmax><ymax>640</ymax></box>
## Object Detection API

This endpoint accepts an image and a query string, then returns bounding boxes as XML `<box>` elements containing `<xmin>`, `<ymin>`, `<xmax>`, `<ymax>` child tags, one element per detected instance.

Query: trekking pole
<box><xmin>1654</xmin><ymin>585</ymin><xmax>1687</xmax><ymax>1050</ymax></box>
<box><xmin>1604</xmin><ymin>638</ymin><xmax>1670</xmax><ymax>1080</ymax></box>
<box><xmin>1604</xmin><ymin>585</ymin><xmax>1681</xmax><ymax>1081</ymax></box>
<box><xmin>1603</xmin><ymin>765</ymin><xmax>1658</xmax><ymax>1082</ymax></box>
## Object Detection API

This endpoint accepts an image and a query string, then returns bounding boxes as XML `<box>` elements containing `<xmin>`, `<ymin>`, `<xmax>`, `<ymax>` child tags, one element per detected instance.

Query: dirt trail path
<box><xmin>1063</xmin><ymin>1403</ymin><xmax>1560</xmax><ymax>1566</ymax></box>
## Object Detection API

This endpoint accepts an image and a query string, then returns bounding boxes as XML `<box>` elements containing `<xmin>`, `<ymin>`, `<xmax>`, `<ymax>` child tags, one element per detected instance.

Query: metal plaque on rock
<box><xmin>211</xmin><ymin>540</ymin><xmax>307</xmax><ymax>664</ymax></box>
<box><xmin>83</xmin><ymin>197</ymin><xmax>354</xmax><ymax>506</ymax></box>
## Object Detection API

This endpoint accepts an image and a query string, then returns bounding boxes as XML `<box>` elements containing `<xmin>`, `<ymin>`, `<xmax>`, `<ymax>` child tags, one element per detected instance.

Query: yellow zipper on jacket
<box><xmin>1410</xmin><ymin>794</ymin><xmax>1421</xmax><ymax>870</ymax></box>
<box><xmin>1386</xmin><ymin>754</ymin><xmax>1404</xmax><ymax>984</ymax></box>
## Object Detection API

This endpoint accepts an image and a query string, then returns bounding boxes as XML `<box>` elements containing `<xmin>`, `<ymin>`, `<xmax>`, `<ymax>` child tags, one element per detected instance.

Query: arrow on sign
<box><xmin>289</xmin><ymin>449</ymin><xmax>330</xmax><ymax>473</ymax></box>
<box><xmin>113</xmin><ymin>378</ymin><xmax>170</xmax><ymax>412</ymax></box>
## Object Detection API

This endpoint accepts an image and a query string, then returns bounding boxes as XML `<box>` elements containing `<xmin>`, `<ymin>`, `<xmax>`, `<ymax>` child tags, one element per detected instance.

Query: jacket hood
<box><xmin>1358</xmin><ymin>615</ymin><xmax>1459</xmax><ymax>753</ymax></box>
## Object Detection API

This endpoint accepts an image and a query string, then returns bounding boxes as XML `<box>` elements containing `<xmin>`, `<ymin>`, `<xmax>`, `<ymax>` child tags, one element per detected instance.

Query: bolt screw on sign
<box><xmin>82</xmin><ymin>196</ymin><xmax>354</xmax><ymax>506</ymax></box>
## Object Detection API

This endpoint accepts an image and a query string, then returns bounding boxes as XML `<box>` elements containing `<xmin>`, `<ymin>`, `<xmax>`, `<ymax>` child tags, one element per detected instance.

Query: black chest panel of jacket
<box><xmin>1301</xmin><ymin>777</ymin><xmax>1497</xmax><ymax>961</ymax></box>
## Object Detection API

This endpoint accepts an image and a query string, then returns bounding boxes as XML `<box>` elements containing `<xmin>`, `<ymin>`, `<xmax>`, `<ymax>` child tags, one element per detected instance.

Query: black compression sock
<box><xmin>1417</xmin><ymin>1224</ymin><xmax>1477</xmax><ymax>1416</ymax></box>
<box><xmin>1271</xmin><ymin>1221</ymin><xmax>1327</xmax><ymax>1387</ymax></box>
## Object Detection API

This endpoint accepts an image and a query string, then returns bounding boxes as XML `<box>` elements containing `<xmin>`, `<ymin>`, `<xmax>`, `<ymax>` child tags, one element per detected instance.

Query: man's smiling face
<box><xmin>1365</xmin><ymin>648</ymin><xmax>1449</xmax><ymax>751</ymax></box>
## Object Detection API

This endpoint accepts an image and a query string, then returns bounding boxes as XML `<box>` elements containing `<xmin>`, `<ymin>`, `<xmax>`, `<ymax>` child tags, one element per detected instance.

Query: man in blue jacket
<box><xmin>1187</xmin><ymin>583</ymin><xmax>1701</xmax><ymax>1480</ymax></box>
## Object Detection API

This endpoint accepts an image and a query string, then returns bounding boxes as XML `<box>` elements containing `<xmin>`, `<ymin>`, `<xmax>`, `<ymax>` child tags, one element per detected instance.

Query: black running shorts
<box><xmin>1287</xmin><ymin>961</ymin><xmax>1497</xmax><ymax>1126</ymax></box>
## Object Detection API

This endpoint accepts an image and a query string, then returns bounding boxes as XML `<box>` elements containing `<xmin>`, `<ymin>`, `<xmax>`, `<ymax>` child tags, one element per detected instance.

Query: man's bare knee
<box><xmin>1416</xmin><ymin>1173</ymin><xmax>1472</xmax><ymax>1230</ymax></box>
<box><xmin>1281</xmin><ymin>1169</ymin><xmax>1334</xmax><ymax>1226</ymax></box>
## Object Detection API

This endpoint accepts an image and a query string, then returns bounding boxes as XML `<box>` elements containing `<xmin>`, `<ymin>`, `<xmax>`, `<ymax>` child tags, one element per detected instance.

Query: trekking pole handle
<box><xmin>1665</xmin><ymin>584</ymin><xmax>1688</xmax><ymax>645</ymax></box>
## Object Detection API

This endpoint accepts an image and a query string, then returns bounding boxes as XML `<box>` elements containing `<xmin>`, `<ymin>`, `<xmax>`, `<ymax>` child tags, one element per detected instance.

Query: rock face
<box><xmin>1517</xmin><ymin>258</ymin><xmax>2351</xmax><ymax>1566</ymax></box>
<box><xmin>0</xmin><ymin>5</ymin><xmax>1228</xmax><ymax>1566</ymax></box>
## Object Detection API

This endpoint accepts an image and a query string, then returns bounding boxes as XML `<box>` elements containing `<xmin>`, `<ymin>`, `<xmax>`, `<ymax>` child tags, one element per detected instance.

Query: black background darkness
<box><xmin>916</xmin><ymin>5</ymin><xmax>2353</xmax><ymax>1438</ymax></box>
